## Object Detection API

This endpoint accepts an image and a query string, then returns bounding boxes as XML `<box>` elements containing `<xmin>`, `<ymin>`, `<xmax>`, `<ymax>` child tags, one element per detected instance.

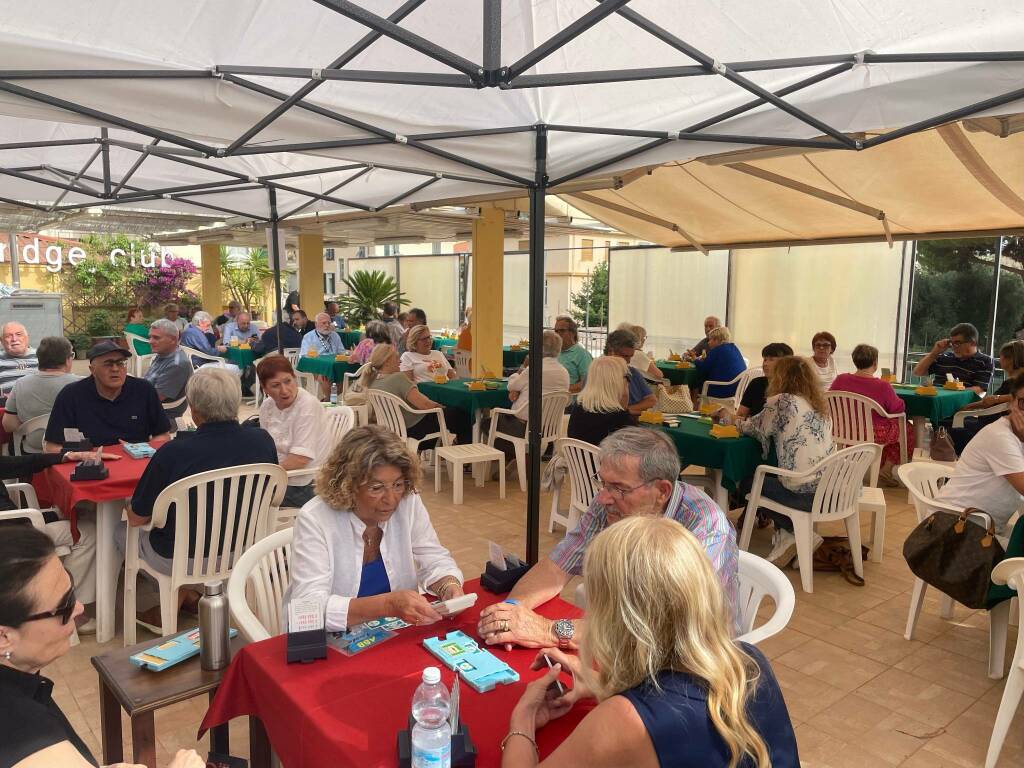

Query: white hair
<box><xmin>191</xmin><ymin>310</ymin><xmax>213</xmax><ymax>326</ymax></box>
<box><xmin>186</xmin><ymin>367</ymin><xmax>240</xmax><ymax>422</ymax></box>
<box><xmin>149</xmin><ymin>318</ymin><xmax>180</xmax><ymax>337</ymax></box>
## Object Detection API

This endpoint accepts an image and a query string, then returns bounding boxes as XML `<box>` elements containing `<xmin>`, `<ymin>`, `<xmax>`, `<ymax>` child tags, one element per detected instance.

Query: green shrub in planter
<box><xmin>85</xmin><ymin>310</ymin><xmax>115</xmax><ymax>338</ymax></box>
<box><xmin>69</xmin><ymin>334</ymin><xmax>91</xmax><ymax>358</ymax></box>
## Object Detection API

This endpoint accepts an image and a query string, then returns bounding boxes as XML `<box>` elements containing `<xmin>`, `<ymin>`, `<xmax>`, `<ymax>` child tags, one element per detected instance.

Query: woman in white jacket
<box><xmin>285</xmin><ymin>424</ymin><xmax>464</xmax><ymax>631</ymax></box>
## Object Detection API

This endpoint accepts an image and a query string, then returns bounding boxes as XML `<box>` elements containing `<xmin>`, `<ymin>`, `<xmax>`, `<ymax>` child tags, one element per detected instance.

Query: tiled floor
<box><xmin>52</xmin><ymin>469</ymin><xmax>1023</xmax><ymax>767</ymax></box>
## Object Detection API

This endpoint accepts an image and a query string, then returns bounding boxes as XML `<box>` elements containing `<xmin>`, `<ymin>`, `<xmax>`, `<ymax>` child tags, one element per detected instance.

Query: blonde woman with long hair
<box><xmin>567</xmin><ymin>355</ymin><xmax>635</xmax><ymax>446</ymax></box>
<box><xmin>735</xmin><ymin>355</ymin><xmax>834</xmax><ymax>566</ymax></box>
<box><xmin>501</xmin><ymin>516</ymin><xmax>797</xmax><ymax>768</ymax></box>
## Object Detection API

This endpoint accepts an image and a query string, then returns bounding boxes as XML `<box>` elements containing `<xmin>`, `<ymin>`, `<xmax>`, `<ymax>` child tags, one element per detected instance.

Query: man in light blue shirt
<box><xmin>180</xmin><ymin>311</ymin><xmax>240</xmax><ymax>375</ymax></box>
<box><xmin>554</xmin><ymin>314</ymin><xmax>592</xmax><ymax>393</ymax></box>
<box><xmin>221</xmin><ymin>311</ymin><xmax>260</xmax><ymax>347</ymax></box>
<box><xmin>300</xmin><ymin>312</ymin><xmax>346</xmax><ymax>356</ymax></box>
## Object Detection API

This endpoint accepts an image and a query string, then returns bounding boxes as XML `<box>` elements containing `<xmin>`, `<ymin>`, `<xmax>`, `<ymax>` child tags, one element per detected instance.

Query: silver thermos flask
<box><xmin>199</xmin><ymin>581</ymin><xmax>230</xmax><ymax>671</ymax></box>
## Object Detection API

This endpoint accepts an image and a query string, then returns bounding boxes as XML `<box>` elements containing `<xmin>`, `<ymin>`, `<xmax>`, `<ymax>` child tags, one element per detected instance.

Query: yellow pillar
<box><xmin>470</xmin><ymin>205</ymin><xmax>505</xmax><ymax>377</ymax></box>
<box><xmin>199</xmin><ymin>243</ymin><xmax>222</xmax><ymax>313</ymax></box>
<box><xmin>297</xmin><ymin>233</ymin><xmax>325</xmax><ymax>318</ymax></box>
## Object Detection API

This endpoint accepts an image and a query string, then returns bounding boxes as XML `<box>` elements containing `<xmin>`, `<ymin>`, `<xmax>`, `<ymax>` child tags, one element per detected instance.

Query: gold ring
<box><xmin>502</xmin><ymin>619</ymin><xmax>510</xmax><ymax>633</ymax></box>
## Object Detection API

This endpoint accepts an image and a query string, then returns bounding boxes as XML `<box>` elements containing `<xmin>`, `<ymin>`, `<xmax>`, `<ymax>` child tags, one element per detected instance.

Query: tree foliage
<box><xmin>569</xmin><ymin>261</ymin><xmax>609</xmax><ymax>328</ymax></box>
<box><xmin>220</xmin><ymin>246</ymin><xmax>274</xmax><ymax>317</ymax></box>
<box><xmin>338</xmin><ymin>270</ymin><xmax>406</xmax><ymax>327</ymax></box>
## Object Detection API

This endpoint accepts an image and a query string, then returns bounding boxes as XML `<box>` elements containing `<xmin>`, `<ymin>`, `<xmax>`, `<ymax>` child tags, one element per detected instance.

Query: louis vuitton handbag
<box><xmin>902</xmin><ymin>508</ymin><xmax>1005</xmax><ymax>608</ymax></box>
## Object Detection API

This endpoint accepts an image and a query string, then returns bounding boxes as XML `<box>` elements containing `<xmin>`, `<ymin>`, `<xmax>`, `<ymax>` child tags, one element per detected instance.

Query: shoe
<box><xmin>75</xmin><ymin>617</ymin><xmax>97</xmax><ymax>635</ymax></box>
<box><xmin>793</xmin><ymin>533</ymin><xmax>826</xmax><ymax>570</ymax></box>
<box><xmin>765</xmin><ymin>529</ymin><xmax>797</xmax><ymax>568</ymax></box>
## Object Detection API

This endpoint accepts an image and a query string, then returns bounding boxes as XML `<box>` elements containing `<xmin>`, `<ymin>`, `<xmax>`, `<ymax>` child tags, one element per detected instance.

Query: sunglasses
<box><xmin>21</xmin><ymin>574</ymin><xmax>77</xmax><ymax>626</ymax></box>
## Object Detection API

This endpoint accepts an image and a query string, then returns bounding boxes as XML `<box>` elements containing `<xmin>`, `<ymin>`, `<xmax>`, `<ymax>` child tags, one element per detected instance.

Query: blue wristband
<box><xmin>503</xmin><ymin>598</ymin><xmax>519</xmax><ymax>605</ymax></box>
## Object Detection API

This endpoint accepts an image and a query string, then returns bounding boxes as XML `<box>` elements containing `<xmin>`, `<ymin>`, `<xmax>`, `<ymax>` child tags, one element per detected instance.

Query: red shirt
<box><xmin>829</xmin><ymin>373</ymin><xmax>905</xmax><ymax>428</ymax></box>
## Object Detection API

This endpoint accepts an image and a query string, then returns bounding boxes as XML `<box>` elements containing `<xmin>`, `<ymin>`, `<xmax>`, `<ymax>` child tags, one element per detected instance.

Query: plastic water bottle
<box><xmin>922</xmin><ymin>422</ymin><xmax>933</xmax><ymax>453</ymax></box>
<box><xmin>411</xmin><ymin>666</ymin><xmax>451</xmax><ymax>768</ymax></box>
<box><xmin>329</xmin><ymin>382</ymin><xmax>338</xmax><ymax>405</ymax></box>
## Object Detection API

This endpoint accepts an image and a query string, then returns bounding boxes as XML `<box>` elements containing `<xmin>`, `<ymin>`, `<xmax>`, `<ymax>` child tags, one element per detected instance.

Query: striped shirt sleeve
<box><xmin>549</xmin><ymin>499</ymin><xmax>606</xmax><ymax>576</ymax></box>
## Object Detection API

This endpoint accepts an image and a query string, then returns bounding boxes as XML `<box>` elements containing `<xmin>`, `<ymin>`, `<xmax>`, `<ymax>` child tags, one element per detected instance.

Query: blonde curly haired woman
<box><xmin>501</xmin><ymin>516</ymin><xmax>797</xmax><ymax>767</ymax></box>
<box><xmin>284</xmin><ymin>425</ymin><xmax>465</xmax><ymax>631</ymax></box>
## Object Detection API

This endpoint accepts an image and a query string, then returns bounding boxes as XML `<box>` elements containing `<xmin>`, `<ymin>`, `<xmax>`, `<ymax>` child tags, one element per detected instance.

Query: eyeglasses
<box><xmin>554</xmin><ymin>327</ymin><xmax>573</xmax><ymax>334</ymax></box>
<box><xmin>96</xmin><ymin>359</ymin><xmax>129</xmax><ymax>370</ymax></box>
<box><xmin>363</xmin><ymin>480</ymin><xmax>410</xmax><ymax>497</ymax></box>
<box><xmin>950</xmin><ymin>339</ymin><xmax>970</xmax><ymax>348</ymax></box>
<box><xmin>21</xmin><ymin>574</ymin><xmax>77</xmax><ymax>626</ymax></box>
<box><xmin>590</xmin><ymin>473</ymin><xmax>653</xmax><ymax>500</ymax></box>
<box><xmin>812</xmin><ymin>342</ymin><xmax>832</xmax><ymax>349</ymax></box>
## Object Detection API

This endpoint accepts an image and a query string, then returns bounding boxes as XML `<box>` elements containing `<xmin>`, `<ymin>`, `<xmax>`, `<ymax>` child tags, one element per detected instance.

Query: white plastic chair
<box><xmin>227</xmin><ymin>527</ymin><xmax>293</xmax><ymax>642</ymax></box>
<box><xmin>8</xmin><ymin>413</ymin><xmax>48</xmax><ymax>455</ymax></box>
<box><xmin>285</xmin><ymin>349</ymin><xmax>320</xmax><ymax>397</ymax></box>
<box><xmin>986</xmin><ymin>557</ymin><xmax>1024</xmax><ymax>768</ymax></box>
<box><xmin>341</xmin><ymin>362</ymin><xmax>371</xmax><ymax>426</ymax></box>
<box><xmin>826</xmin><ymin>390</ymin><xmax>908</xmax><ymax>486</ymax></box>
<box><xmin>181</xmin><ymin>345</ymin><xmax>227</xmax><ymax>370</ymax></box>
<box><xmin>488</xmin><ymin>391</ymin><xmax>571</xmax><ymax>493</ymax></box>
<box><xmin>453</xmin><ymin>349</ymin><xmax>472</xmax><ymax>379</ymax></box>
<box><xmin>368</xmin><ymin>389</ymin><xmax>452</xmax><ymax>456</ymax></box>
<box><xmin>700</xmin><ymin>366</ymin><xmax>757</xmax><ymax>410</ymax></box>
<box><xmin>952</xmin><ymin>401</ymin><xmax>1009</xmax><ymax>428</ymax></box>
<box><xmin>739</xmin><ymin>443</ymin><xmax>880</xmax><ymax>593</ymax></box>
<box><xmin>735</xmin><ymin>550</ymin><xmax>796</xmax><ymax>644</ymax></box>
<box><xmin>548</xmin><ymin>438</ymin><xmax>600</xmax><ymax>533</ymax></box>
<box><xmin>124</xmin><ymin>331</ymin><xmax>154</xmax><ymax>377</ymax></box>
<box><xmin>123</xmin><ymin>463</ymin><xmax>287</xmax><ymax>645</ymax></box>
<box><xmin>896</xmin><ymin>461</ymin><xmax>1013</xmax><ymax>680</ymax></box>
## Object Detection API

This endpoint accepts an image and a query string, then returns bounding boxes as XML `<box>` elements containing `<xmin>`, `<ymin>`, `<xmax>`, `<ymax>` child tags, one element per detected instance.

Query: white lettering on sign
<box><xmin>0</xmin><ymin>235</ymin><xmax>176</xmax><ymax>273</ymax></box>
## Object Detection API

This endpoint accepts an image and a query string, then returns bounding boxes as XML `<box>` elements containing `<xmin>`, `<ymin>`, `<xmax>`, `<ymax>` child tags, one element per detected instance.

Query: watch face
<box><xmin>553</xmin><ymin>619</ymin><xmax>574</xmax><ymax>639</ymax></box>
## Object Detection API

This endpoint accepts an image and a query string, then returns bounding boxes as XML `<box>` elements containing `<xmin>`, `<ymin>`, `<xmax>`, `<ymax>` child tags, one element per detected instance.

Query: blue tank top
<box><xmin>619</xmin><ymin>644</ymin><xmax>799</xmax><ymax>768</ymax></box>
<box><xmin>356</xmin><ymin>557</ymin><xmax>391</xmax><ymax>598</ymax></box>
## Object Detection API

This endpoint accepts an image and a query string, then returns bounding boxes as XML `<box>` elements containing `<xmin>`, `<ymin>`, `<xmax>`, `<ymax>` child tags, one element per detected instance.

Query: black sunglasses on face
<box><xmin>21</xmin><ymin>574</ymin><xmax>77</xmax><ymax>626</ymax></box>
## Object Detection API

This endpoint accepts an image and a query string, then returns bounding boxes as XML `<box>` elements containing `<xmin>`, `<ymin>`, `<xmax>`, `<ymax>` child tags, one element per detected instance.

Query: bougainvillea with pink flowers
<box><xmin>136</xmin><ymin>257</ymin><xmax>198</xmax><ymax>306</ymax></box>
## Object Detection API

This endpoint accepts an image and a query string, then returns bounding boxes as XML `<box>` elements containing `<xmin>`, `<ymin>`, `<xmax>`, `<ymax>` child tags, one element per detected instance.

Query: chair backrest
<box><xmin>896</xmin><ymin>461</ymin><xmax>956</xmax><ymax>522</ymax></box>
<box><xmin>323</xmin><ymin>406</ymin><xmax>355</xmax><ymax>452</ymax></box>
<box><xmin>734</xmin><ymin>366</ymin><xmax>763</xmax><ymax>404</ymax></box>
<box><xmin>12</xmin><ymin>413</ymin><xmax>48</xmax><ymax>455</ymax></box>
<box><xmin>227</xmin><ymin>527</ymin><xmax>293</xmax><ymax>642</ymax></box>
<box><xmin>367</xmin><ymin>389</ymin><xmax>410</xmax><ymax>439</ymax></box>
<box><xmin>453</xmin><ymin>349</ymin><xmax>472</xmax><ymax>379</ymax></box>
<box><xmin>181</xmin><ymin>345</ymin><xmax>226</xmax><ymax>369</ymax></box>
<box><xmin>342</xmin><ymin>362</ymin><xmax>371</xmax><ymax>397</ymax></box>
<box><xmin>151</xmin><ymin>463</ymin><xmax>288</xmax><ymax>584</ymax></box>
<box><xmin>556</xmin><ymin>438</ymin><xmax>601</xmax><ymax>516</ymax></box>
<box><xmin>124</xmin><ymin>331</ymin><xmax>148</xmax><ymax>356</ymax></box>
<box><xmin>540</xmin><ymin>392</ymin><xmax>572</xmax><ymax>440</ymax></box>
<box><xmin>825</xmin><ymin>390</ymin><xmax>883</xmax><ymax>448</ymax></box>
<box><xmin>735</xmin><ymin>550</ymin><xmax>796</xmax><ymax>644</ymax></box>
<box><xmin>808</xmin><ymin>443</ymin><xmax>882</xmax><ymax>521</ymax></box>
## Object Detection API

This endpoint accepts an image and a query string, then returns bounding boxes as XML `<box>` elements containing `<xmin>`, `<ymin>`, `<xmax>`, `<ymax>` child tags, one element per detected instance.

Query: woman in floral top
<box><xmin>349</xmin><ymin>320</ymin><xmax>392</xmax><ymax>365</ymax></box>
<box><xmin>735</xmin><ymin>356</ymin><xmax>835</xmax><ymax>567</ymax></box>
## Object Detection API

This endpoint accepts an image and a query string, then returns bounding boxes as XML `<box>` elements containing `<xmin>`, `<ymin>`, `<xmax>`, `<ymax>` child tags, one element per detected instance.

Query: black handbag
<box><xmin>902</xmin><ymin>508</ymin><xmax>1005</xmax><ymax>609</ymax></box>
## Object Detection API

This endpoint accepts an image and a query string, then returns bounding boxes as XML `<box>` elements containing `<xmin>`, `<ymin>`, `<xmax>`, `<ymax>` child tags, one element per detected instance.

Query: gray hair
<box><xmin>950</xmin><ymin>322</ymin><xmax>979</xmax><ymax>344</ymax></box>
<box><xmin>542</xmin><ymin>330</ymin><xmax>562</xmax><ymax>357</ymax></box>
<box><xmin>605</xmin><ymin>328</ymin><xmax>637</xmax><ymax>353</ymax></box>
<box><xmin>149</xmin><ymin>318</ymin><xmax>180</xmax><ymax>338</ymax></box>
<box><xmin>186</xmin><ymin>367</ymin><xmax>240</xmax><ymax>423</ymax></box>
<box><xmin>598</xmin><ymin>427</ymin><xmax>680</xmax><ymax>483</ymax></box>
<box><xmin>708</xmin><ymin>326</ymin><xmax>731</xmax><ymax>343</ymax></box>
<box><xmin>191</xmin><ymin>310</ymin><xmax>213</xmax><ymax>326</ymax></box>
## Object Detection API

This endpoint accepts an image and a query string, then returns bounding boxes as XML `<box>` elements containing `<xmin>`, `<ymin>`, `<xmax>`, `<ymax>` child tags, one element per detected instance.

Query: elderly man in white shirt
<box><xmin>284</xmin><ymin>425</ymin><xmax>465</xmax><ymax>632</ymax></box>
<box><xmin>487</xmin><ymin>330</ymin><xmax>570</xmax><ymax>460</ymax></box>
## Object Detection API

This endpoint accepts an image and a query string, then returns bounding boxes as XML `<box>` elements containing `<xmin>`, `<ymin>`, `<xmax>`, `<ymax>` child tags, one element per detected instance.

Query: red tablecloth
<box><xmin>32</xmin><ymin>443</ymin><xmax>151</xmax><ymax>538</ymax></box>
<box><xmin>201</xmin><ymin>580</ymin><xmax>590</xmax><ymax>767</ymax></box>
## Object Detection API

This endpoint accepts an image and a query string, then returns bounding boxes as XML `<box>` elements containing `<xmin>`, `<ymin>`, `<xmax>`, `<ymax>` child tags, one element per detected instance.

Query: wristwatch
<box><xmin>552</xmin><ymin>618</ymin><xmax>575</xmax><ymax>650</ymax></box>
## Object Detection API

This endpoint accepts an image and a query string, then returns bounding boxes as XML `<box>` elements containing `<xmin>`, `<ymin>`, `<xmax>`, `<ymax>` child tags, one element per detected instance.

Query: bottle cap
<box><xmin>204</xmin><ymin>581</ymin><xmax>224</xmax><ymax>596</ymax></box>
<box><xmin>422</xmin><ymin>666</ymin><xmax>441</xmax><ymax>684</ymax></box>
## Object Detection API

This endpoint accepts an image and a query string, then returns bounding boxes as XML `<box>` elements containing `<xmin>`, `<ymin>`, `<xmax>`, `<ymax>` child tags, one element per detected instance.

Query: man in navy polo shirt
<box><xmin>43</xmin><ymin>341</ymin><xmax>171</xmax><ymax>451</ymax></box>
<box><xmin>913</xmin><ymin>322</ymin><xmax>995</xmax><ymax>393</ymax></box>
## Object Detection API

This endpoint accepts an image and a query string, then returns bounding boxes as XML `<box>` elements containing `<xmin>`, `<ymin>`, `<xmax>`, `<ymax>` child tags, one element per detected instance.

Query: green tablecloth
<box><xmin>340</xmin><ymin>330</ymin><xmax>363</xmax><ymax>348</ymax></box>
<box><xmin>417</xmin><ymin>379</ymin><xmax>511</xmax><ymax>419</ymax></box>
<box><xmin>225</xmin><ymin>346</ymin><xmax>256</xmax><ymax>369</ymax></box>
<box><xmin>433</xmin><ymin>337</ymin><xmax>458</xmax><ymax>351</ymax></box>
<box><xmin>503</xmin><ymin>346</ymin><xmax>529</xmax><ymax>368</ymax></box>
<box><xmin>649</xmin><ymin>417</ymin><xmax>764</xmax><ymax>491</ymax></box>
<box><xmin>893</xmin><ymin>385</ymin><xmax>979</xmax><ymax>425</ymax></box>
<box><xmin>655</xmin><ymin>361</ymin><xmax>702</xmax><ymax>387</ymax></box>
<box><xmin>295</xmin><ymin>354</ymin><xmax>361</xmax><ymax>383</ymax></box>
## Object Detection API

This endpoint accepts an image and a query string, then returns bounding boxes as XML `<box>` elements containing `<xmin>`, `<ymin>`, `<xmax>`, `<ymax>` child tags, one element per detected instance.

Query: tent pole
<box><xmin>526</xmin><ymin>126</ymin><xmax>547</xmax><ymax>565</ymax></box>
<box><xmin>268</xmin><ymin>188</ymin><xmax>285</xmax><ymax>354</ymax></box>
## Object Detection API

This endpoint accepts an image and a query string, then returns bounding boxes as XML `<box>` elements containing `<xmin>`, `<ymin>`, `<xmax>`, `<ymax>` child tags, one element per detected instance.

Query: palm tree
<box><xmin>220</xmin><ymin>247</ymin><xmax>274</xmax><ymax>316</ymax></box>
<box><xmin>337</xmin><ymin>270</ymin><xmax>407</xmax><ymax>327</ymax></box>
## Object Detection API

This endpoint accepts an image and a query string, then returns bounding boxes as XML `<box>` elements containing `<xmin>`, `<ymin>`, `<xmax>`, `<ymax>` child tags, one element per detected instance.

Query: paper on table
<box><xmin>288</xmin><ymin>597</ymin><xmax>324</xmax><ymax>633</ymax></box>
<box><xmin>488</xmin><ymin>541</ymin><xmax>506</xmax><ymax>571</ymax></box>
<box><xmin>64</xmin><ymin>428</ymin><xmax>84</xmax><ymax>442</ymax></box>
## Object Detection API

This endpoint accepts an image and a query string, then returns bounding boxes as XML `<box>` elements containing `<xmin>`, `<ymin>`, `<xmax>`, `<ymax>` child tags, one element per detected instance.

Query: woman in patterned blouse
<box><xmin>735</xmin><ymin>356</ymin><xmax>835</xmax><ymax>567</ymax></box>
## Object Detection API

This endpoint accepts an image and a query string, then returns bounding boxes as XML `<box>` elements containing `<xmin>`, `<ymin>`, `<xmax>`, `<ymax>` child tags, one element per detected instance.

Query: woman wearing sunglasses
<box><xmin>0</xmin><ymin>527</ymin><xmax>204</xmax><ymax>768</ymax></box>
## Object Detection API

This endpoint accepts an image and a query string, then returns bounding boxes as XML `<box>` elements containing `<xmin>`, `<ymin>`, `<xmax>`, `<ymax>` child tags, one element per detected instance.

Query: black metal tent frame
<box><xmin>1</xmin><ymin>0</ymin><xmax>1022</xmax><ymax>562</ymax></box>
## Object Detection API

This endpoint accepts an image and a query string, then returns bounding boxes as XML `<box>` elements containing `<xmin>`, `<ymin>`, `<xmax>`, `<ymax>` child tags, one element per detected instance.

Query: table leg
<box><xmin>472</xmin><ymin>410</ymin><xmax>482</xmax><ymax>444</ymax></box>
<box><xmin>130</xmin><ymin>710</ymin><xmax>157</xmax><ymax>768</ymax></box>
<box><xmin>249</xmin><ymin>716</ymin><xmax>272</xmax><ymax>768</ymax></box>
<box><xmin>912</xmin><ymin>416</ymin><xmax>927</xmax><ymax>449</ymax></box>
<box><xmin>709</xmin><ymin>469</ymin><xmax>730</xmax><ymax>511</ymax></box>
<box><xmin>209</xmin><ymin>690</ymin><xmax>229</xmax><ymax>755</ymax></box>
<box><xmin>95</xmin><ymin>499</ymin><xmax>126</xmax><ymax>644</ymax></box>
<box><xmin>99</xmin><ymin>679</ymin><xmax>123</xmax><ymax>764</ymax></box>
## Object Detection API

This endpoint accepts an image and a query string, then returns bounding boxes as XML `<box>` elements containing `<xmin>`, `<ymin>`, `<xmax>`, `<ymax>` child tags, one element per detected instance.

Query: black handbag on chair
<box><xmin>902</xmin><ymin>508</ymin><xmax>1005</xmax><ymax>609</ymax></box>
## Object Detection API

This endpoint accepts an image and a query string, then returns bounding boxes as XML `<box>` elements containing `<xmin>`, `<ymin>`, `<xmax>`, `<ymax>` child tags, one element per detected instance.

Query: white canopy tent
<box><xmin>0</xmin><ymin>0</ymin><xmax>1022</xmax><ymax>560</ymax></box>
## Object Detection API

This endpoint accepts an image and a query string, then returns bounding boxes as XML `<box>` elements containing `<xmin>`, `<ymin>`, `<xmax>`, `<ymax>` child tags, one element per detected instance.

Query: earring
<box><xmin>3</xmin><ymin>651</ymin><xmax>11</xmax><ymax>661</ymax></box>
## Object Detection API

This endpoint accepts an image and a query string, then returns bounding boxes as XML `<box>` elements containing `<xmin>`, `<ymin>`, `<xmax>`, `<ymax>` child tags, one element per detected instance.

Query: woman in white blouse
<box><xmin>285</xmin><ymin>425</ymin><xmax>464</xmax><ymax>631</ymax></box>
<box><xmin>735</xmin><ymin>356</ymin><xmax>835</xmax><ymax>569</ymax></box>
<box><xmin>400</xmin><ymin>324</ymin><xmax>456</xmax><ymax>384</ymax></box>
<box><xmin>809</xmin><ymin>331</ymin><xmax>838</xmax><ymax>387</ymax></box>
<box><xmin>257</xmin><ymin>355</ymin><xmax>328</xmax><ymax>509</ymax></box>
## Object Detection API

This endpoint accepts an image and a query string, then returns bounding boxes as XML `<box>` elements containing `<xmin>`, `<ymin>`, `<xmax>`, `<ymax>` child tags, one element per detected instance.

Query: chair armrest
<box><xmin>403</xmin><ymin>405</ymin><xmax>445</xmax><ymax>417</ymax></box>
<box><xmin>0</xmin><ymin>508</ymin><xmax>45</xmax><ymax>529</ymax></box>
<box><xmin>286</xmin><ymin>467</ymin><xmax>318</xmax><ymax>481</ymax></box>
<box><xmin>489</xmin><ymin>407</ymin><xmax>517</xmax><ymax>418</ymax></box>
<box><xmin>5</xmin><ymin>482</ymin><xmax>40</xmax><ymax>510</ymax></box>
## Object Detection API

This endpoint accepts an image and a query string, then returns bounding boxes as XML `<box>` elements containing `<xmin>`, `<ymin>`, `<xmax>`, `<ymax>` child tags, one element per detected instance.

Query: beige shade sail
<box><xmin>563</xmin><ymin>119</ymin><xmax>1024</xmax><ymax>250</ymax></box>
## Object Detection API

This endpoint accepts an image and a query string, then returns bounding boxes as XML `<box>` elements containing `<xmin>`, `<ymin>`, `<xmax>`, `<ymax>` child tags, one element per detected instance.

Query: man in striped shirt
<box><xmin>477</xmin><ymin>427</ymin><xmax>738</xmax><ymax>649</ymax></box>
<box><xmin>0</xmin><ymin>322</ymin><xmax>38</xmax><ymax>395</ymax></box>
<box><xmin>913</xmin><ymin>322</ymin><xmax>994</xmax><ymax>393</ymax></box>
